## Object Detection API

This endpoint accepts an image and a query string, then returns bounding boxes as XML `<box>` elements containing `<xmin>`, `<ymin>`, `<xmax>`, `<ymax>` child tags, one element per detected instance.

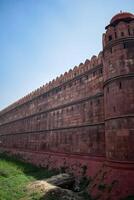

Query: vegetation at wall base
<box><xmin>0</xmin><ymin>153</ymin><xmax>58</xmax><ymax>200</ymax></box>
<box><xmin>1</xmin><ymin>152</ymin><xmax>132</xmax><ymax>200</ymax></box>
<box><xmin>0</xmin><ymin>153</ymin><xmax>93</xmax><ymax>200</ymax></box>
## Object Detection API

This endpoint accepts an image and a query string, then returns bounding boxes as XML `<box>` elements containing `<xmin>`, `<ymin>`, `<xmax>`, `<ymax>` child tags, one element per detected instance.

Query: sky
<box><xmin>0</xmin><ymin>0</ymin><xmax>134</xmax><ymax>110</ymax></box>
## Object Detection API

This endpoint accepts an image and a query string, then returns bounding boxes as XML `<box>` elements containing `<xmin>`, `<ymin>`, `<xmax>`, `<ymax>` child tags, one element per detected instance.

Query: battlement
<box><xmin>0</xmin><ymin>51</ymin><xmax>103</xmax><ymax>116</ymax></box>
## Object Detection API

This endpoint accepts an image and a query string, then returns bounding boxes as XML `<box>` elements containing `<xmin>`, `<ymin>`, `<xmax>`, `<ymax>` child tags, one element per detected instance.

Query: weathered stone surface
<box><xmin>0</xmin><ymin>11</ymin><xmax>134</xmax><ymax>200</ymax></box>
<box><xmin>28</xmin><ymin>176</ymin><xmax>83</xmax><ymax>200</ymax></box>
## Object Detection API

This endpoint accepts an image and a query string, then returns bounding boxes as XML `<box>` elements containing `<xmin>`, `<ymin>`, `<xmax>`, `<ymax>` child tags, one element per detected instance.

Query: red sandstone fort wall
<box><xmin>103</xmin><ymin>16</ymin><xmax>134</xmax><ymax>163</ymax></box>
<box><xmin>0</xmin><ymin>12</ymin><xmax>134</xmax><ymax>200</ymax></box>
<box><xmin>0</xmin><ymin>52</ymin><xmax>105</xmax><ymax>157</ymax></box>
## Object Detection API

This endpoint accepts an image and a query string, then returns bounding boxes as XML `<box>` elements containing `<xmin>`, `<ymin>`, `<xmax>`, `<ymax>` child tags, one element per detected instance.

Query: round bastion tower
<box><xmin>103</xmin><ymin>12</ymin><xmax>134</xmax><ymax>163</ymax></box>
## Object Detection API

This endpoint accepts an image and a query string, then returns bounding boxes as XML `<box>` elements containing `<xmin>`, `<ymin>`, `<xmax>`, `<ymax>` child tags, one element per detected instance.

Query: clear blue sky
<box><xmin>0</xmin><ymin>0</ymin><xmax>133</xmax><ymax>110</ymax></box>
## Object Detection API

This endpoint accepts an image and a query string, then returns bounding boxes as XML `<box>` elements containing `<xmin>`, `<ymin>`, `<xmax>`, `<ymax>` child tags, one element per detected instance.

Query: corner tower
<box><xmin>103</xmin><ymin>12</ymin><xmax>134</xmax><ymax>162</ymax></box>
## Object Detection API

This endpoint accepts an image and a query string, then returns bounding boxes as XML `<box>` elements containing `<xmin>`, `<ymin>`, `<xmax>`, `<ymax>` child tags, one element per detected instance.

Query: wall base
<box><xmin>0</xmin><ymin>148</ymin><xmax>134</xmax><ymax>200</ymax></box>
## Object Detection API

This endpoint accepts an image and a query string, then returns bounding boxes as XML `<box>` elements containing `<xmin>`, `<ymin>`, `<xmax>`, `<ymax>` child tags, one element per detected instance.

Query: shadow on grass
<box><xmin>0</xmin><ymin>152</ymin><xmax>59</xmax><ymax>180</ymax></box>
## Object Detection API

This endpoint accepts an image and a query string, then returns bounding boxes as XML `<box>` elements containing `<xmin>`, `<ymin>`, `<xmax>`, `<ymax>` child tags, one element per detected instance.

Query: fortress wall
<box><xmin>103</xmin><ymin>19</ymin><xmax>134</xmax><ymax>163</ymax></box>
<box><xmin>103</xmin><ymin>40</ymin><xmax>134</xmax><ymax>82</ymax></box>
<box><xmin>105</xmin><ymin>117</ymin><xmax>134</xmax><ymax>161</ymax></box>
<box><xmin>0</xmin><ymin>52</ymin><xmax>105</xmax><ymax>159</ymax></box>
<box><xmin>0</xmin><ymin>53</ymin><xmax>103</xmax><ymax>125</ymax></box>
<box><xmin>0</xmin><ymin>93</ymin><xmax>104</xmax><ymax>134</ymax></box>
<box><xmin>0</xmin><ymin>13</ymin><xmax>134</xmax><ymax>200</ymax></box>
<box><xmin>0</xmin><ymin>124</ymin><xmax>105</xmax><ymax>156</ymax></box>
<box><xmin>104</xmin><ymin>78</ymin><xmax>134</xmax><ymax>119</ymax></box>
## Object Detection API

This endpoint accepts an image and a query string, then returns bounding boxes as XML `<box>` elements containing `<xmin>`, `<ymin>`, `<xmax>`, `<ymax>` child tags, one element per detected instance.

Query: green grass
<box><xmin>0</xmin><ymin>153</ymin><xmax>58</xmax><ymax>200</ymax></box>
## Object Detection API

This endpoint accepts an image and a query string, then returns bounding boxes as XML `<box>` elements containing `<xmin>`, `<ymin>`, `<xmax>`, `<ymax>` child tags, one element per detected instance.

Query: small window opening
<box><xmin>123</xmin><ymin>43</ymin><xmax>126</xmax><ymax>49</ymax></box>
<box><xmin>107</xmin><ymin>87</ymin><xmax>109</xmax><ymax>93</ymax></box>
<box><xmin>119</xmin><ymin>82</ymin><xmax>122</xmax><ymax>89</ymax></box>
<box><xmin>113</xmin><ymin>106</ymin><xmax>116</xmax><ymax>112</ymax></box>
<box><xmin>110</xmin><ymin>48</ymin><xmax>112</xmax><ymax>53</ymax></box>
<box><xmin>115</xmin><ymin>32</ymin><xmax>117</xmax><ymax>38</ymax></box>
<box><xmin>108</xmin><ymin>35</ymin><xmax>112</xmax><ymax>41</ymax></box>
<box><xmin>128</xmin><ymin>28</ymin><xmax>130</xmax><ymax>36</ymax></box>
<box><xmin>121</xmin><ymin>32</ymin><xmax>124</xmax><ymax>37</ymax></box>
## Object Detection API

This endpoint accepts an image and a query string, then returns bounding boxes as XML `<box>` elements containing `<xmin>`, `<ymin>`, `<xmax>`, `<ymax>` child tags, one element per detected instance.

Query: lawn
<box><xmin>0</xmin><ymin>153</ymin><xmax>58</xmax><ymax>200</ymax></box>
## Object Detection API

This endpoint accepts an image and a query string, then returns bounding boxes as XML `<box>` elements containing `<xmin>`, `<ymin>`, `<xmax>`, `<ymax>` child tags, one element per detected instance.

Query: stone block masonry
<box><xmin>0</xmin><ymin>12</ymin><xmax>134</xmax><ymax>200</ymax></box>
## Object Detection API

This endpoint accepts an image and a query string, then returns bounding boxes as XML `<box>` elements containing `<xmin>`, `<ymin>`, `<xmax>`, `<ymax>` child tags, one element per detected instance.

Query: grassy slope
<box><xmin>0</xmin><ymin>153</ymin><xmax>58</xmax><ymax>200</ymax></box>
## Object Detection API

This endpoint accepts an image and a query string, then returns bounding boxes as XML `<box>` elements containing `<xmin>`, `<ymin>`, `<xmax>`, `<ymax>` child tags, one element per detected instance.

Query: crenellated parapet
<box><xmin>0</xmin><ymin>51</ymin><xmax>103</xmax><ymax>116</ymax></box>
